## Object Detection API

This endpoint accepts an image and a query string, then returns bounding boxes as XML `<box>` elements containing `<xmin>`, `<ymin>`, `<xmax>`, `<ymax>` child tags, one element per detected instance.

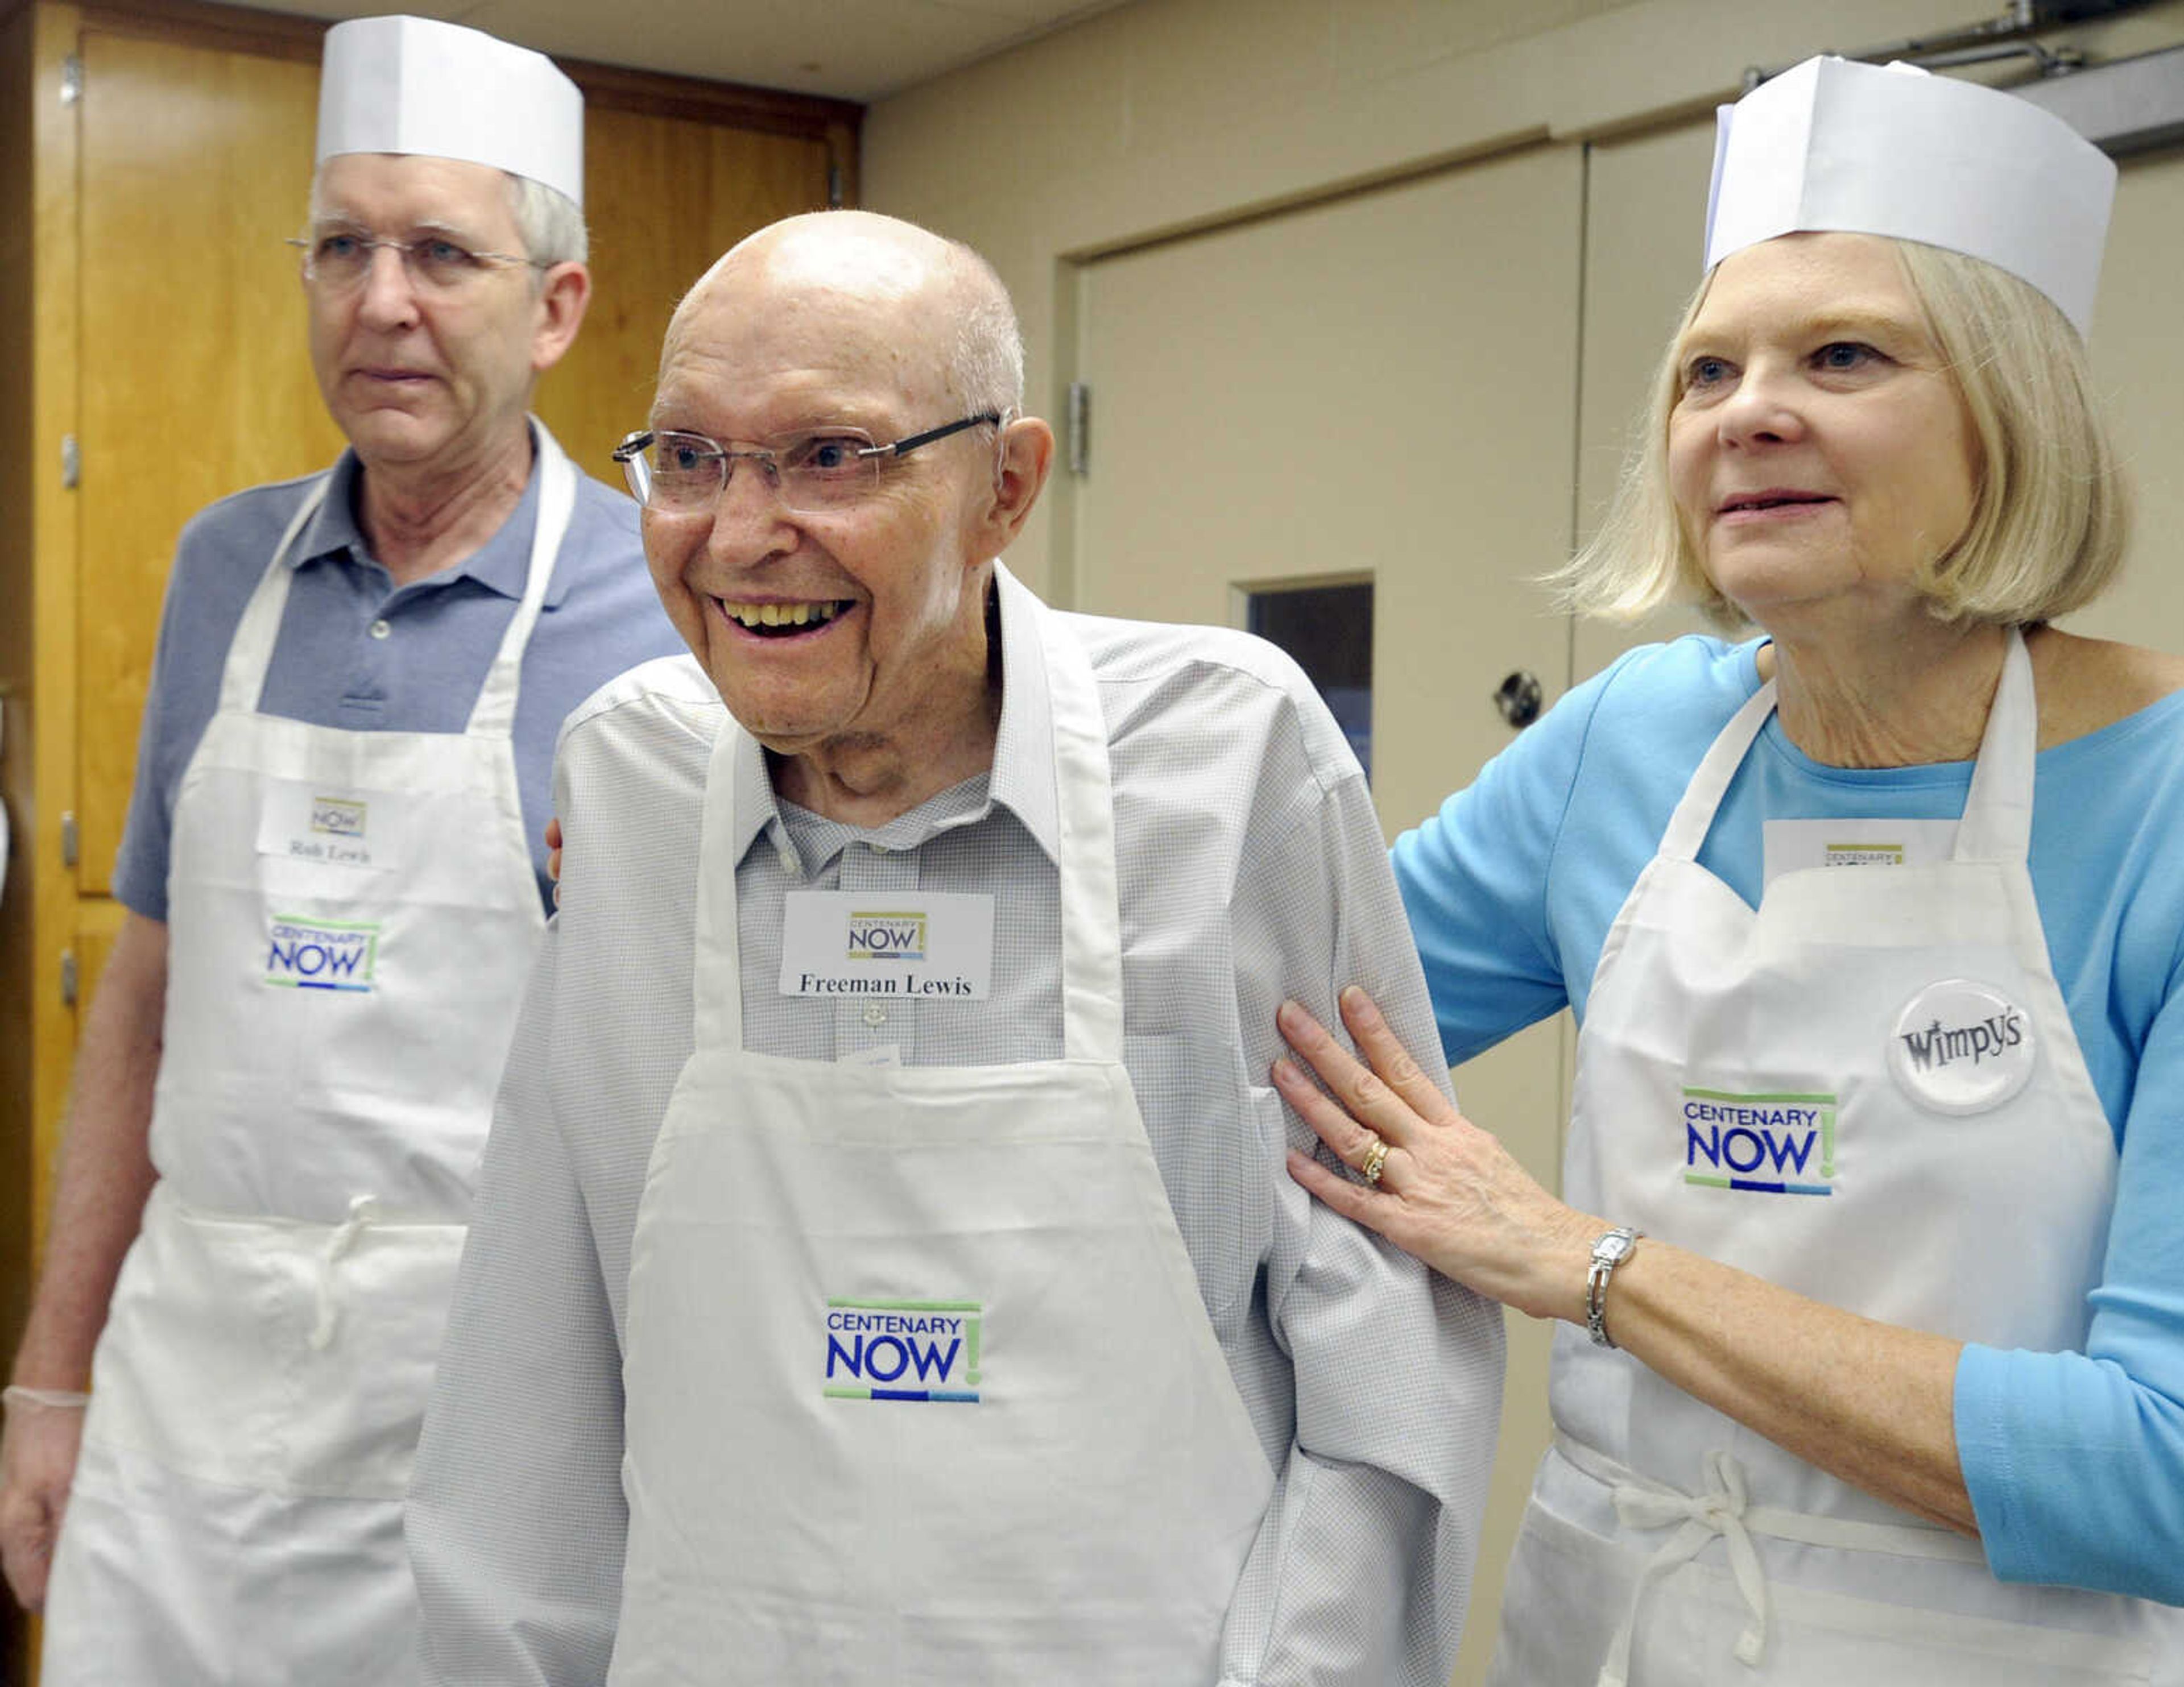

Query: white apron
<box><xmin>606</xmin><ymin>587</ymin><xmax>1275</xmax><ymax>1685</ymax></box>
<box><xmin>1488</xmin><ymin>630</ymin><xmax>2184</xmax><ymax>1685</ymax></box>
<box><xmin>42</xmin><ymin>426</ymin><xmax>574</xmax><ymax>1687</ymax></box>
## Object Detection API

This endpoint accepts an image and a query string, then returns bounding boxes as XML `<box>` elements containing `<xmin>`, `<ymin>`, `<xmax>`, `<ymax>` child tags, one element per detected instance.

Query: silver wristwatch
<box><xmin>1585</xmin><ymin>1226</ymin><xmax>1642</xmax><ymax>1349</ymax></box>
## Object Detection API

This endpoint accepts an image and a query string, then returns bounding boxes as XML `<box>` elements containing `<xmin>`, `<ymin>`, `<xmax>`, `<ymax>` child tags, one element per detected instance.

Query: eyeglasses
<box><xmin>613</xmin><ymin>413</ymin><xmax>1004</xmax><ymax>516</ymax></box>
<box><xmin>287</xmin><ymin>229</ymin><xmax>546</xmax><ymax>293</ymax></box>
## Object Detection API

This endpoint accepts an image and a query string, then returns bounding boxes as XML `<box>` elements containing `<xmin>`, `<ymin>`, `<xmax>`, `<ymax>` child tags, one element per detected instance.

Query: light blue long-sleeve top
<box><xmin>1392</xmin><ymin>633</ymin><xmax>2184</xmax><ymax>1602</ymax></box>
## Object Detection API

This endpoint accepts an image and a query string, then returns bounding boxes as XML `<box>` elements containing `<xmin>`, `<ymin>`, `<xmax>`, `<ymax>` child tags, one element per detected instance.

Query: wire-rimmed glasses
<box><xmin>612</xmin><ymin>413</ymin><xmax>1004</xmax><ymax>516</ymax></box>
<box><xmin>287</xmin><ymin>229</ymin><xmax>547</xmax><ymax>293</ymax></box>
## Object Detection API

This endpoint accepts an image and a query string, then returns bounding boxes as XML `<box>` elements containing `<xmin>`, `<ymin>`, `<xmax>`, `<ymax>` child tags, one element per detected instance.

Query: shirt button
<box><xmin>862</xmin><ymin>1005</ymin><xmax>887</xmax><ymax>1028</ymax></box>
<box><xmin>776</xmin><ymin>848</ymin><xmax>799</xmax><ymax>876</ymax></box>
<box><xmin>369</xmin><ymin>618</ymin><xmax>392</xmax><ymax>640</ymax></box>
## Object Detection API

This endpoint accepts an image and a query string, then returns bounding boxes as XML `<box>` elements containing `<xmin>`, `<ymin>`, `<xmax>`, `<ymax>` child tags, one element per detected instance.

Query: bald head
<box><xmin>665</xmin><ymin>212</ymin><xmax>1023</xmax><ymax>418</ymax></box>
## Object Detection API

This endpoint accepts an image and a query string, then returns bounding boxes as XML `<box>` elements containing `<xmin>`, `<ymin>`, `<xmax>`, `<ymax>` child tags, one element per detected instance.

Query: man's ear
<box><xmin>972</xmin><ymin>416</ymin><xmax>1055</xmax><ymax>555</ymax></box>
<box><xmin>530</xmin><ymin>261</ymin><xmax>592</xmax><ymax>376</ymax></box>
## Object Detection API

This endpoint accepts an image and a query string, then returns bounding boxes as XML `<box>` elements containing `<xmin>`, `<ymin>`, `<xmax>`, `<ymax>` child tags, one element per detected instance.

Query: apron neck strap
<box><xmin>1656</xmin><ymin>674</ymin><xmax>1776</xmax><ymax>864</ymax></box>
<box><xmin>464</xmin><ymin>421</ymin><xmax>574</xmax><ymax>738</ymax></box>
<box><xmin>1020</xmin><ymin>572</ymin><xmax>1125</xmax><ymax>1064</ymax></box>
<box><xmin>1951</xmin><ymin>626</ymin><xmax>2035</xmax><ymax>864</ymax></box>
<box><xmin>691</xmin><ymin>723</ymin><xmax>750</xmax><ymax>1050</ymax></box>
<box><xmin>216</xmin><ymin>477</ymin><xmax>332</xmax><ymax>715</ymax></box>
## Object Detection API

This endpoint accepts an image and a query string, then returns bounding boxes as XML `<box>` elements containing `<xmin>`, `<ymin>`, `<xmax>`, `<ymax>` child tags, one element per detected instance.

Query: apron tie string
<box><xmin>309</xmin><ymin>1196</ymin><xmax>380</xmax><ymax>1351</ymax></box>
<box><xmin>1596</xmin><ymin>1448</ymin><xmax>1769</xmax><ymax>1686</ymax></box>
<box><xmin>1557</xmin><ymin>1428</ymin><xmax>1989</xmax><ymax>1684</ymax></box>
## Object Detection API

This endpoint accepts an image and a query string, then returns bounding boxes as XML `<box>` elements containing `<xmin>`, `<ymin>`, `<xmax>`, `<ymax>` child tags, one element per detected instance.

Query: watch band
<box><xmin>1585</xmin><ymin>1225</ymin><xmax>1641</xmax><ymax>1349</ymax></box>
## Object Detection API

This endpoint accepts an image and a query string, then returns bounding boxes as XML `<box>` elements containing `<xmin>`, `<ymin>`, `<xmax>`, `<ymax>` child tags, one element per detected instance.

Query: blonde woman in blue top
<box><xmin>1276</xmin><ymin>56</ymin><xmax>2184</xmax><ymax>1686</ymax></box>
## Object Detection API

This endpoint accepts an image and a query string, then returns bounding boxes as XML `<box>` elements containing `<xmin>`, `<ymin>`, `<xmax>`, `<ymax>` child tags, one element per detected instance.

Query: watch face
<box><xmin>1595</xmin><ymin>1233</ymin><xmax>1631</xmax><ymax>1264</ymax></box>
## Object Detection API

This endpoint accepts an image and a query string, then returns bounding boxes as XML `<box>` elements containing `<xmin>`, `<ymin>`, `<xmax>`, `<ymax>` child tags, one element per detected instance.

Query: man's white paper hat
<box><xmin>1703</xmin><ymin>56</ymin><xmax>2115</xmax><ymax>335</ymax></box>
<box><xmin>317</xmin><ymin>15</ymin><xmax>584</xmax><ymax>209</ymax></box>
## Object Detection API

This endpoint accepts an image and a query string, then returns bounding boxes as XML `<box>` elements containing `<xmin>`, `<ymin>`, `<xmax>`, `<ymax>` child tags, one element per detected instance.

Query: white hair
<box><xmin>944</xmin><ymin>242</ymin><xmax>1024</xmax><ymax>415</ymax></box>
<box><xmin>505</xmin><ymin>172</ymin><xmax>588</xmax><ymax>268</ymax></box>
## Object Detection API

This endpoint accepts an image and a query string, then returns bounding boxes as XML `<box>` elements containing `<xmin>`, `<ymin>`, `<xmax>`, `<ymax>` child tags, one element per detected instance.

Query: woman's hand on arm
<box><xmin>1277</xmin><ymin>985</ymin><xmax>1976</xmax><ymax>1536</ymax></box>
<box><xmin>1273</xmin><ymin>988</ymin><xmax>1595</xmax><ymax>1320</ymax></box>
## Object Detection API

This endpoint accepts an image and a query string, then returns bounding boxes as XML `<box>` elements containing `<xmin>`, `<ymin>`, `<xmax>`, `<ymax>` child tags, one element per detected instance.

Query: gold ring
<box><xmin>1359</xmin><ymin>1134</ymin><xmax>1389</xmax><ymax>1187</ymax></box>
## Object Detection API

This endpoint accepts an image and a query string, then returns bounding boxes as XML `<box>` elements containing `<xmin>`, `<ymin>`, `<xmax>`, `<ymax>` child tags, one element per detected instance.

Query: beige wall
<box><xmin>866</xmin><ymin>0</ymin><xmax>2157</xmax><ymax>590</ymax></box>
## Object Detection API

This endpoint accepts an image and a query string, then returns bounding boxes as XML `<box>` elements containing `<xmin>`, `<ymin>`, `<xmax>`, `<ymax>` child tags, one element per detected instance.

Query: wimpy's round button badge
<box><xmin>1888</xmin><ymin>979</ymin><xmax>2036</xmax><ymax>1115</ymax></box>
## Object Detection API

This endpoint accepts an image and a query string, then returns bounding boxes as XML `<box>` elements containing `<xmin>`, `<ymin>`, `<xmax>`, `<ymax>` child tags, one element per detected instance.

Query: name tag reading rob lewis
<box><xmin>255</xmin><ymin>778</ymin><xmax>407</xmax><ymax>872</ymax></box>
<box><xmin>780</xmin><ymin>891</ymin><xmax>994</xmax><ymax>1001</ymax></box>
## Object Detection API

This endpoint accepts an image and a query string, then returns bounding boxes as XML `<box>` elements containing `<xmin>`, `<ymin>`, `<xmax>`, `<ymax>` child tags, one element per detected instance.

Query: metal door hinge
<box><xmin>59</xmin><ymin>55</ymin><xmax>82</xmax><ymax>105</ymax></box>
<box><xmin>61</xmin><ymin>434</ymin><xmax>80</xmax><ymax>489</ymax></box>
<box><xmin>1066</xmin><ymin>382</ymin><xmax>1091</xmax><ymax>476</ymax></box>
<box><xmin>60</xmin><ymin>810</ymin><xmax>78</xmax><ymax>867</ymax></box>
<box><xmin>61</xmin><ymin>948</ymin><xmax>77</xmax><ymax>1008</ymax></box>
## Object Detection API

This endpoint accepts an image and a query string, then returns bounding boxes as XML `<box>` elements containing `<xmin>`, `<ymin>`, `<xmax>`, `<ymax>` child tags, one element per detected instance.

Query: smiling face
<box><xmin>305</xmin><ymin>152</ymin><xmax>580</xmax><ymax>477</ymax></box>
<box><xmin>643</xmin><ymin>218</ymin><xmax>1017</xmax><ymax>786</ymax></box>
<box><xmin>1666</xmin><ymin>232</ymin><xmax>1980</xmax><ymax>636</ymax></box>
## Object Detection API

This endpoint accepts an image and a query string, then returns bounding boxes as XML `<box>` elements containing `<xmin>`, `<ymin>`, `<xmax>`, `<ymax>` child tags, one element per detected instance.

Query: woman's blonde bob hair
<box><xmin>1552</xmin><ymin>234</ymin><xmax>2129</xmax><ymax>628</ymax></box>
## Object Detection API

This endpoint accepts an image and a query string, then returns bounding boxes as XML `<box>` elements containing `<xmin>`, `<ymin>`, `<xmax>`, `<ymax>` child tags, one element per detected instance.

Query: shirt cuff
<box><xmin>1953</xmin><ymin>1342</ymin><xmax>2025</xmax><ymax>1579</ymax></box>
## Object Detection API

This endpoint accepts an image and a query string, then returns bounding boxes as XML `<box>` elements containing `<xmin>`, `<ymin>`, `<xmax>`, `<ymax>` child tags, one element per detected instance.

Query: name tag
<box><xmin>254</xmin><ymin>780</ymin><xmax>407</xmax><ymax>873</ymax></box>
<box><xmin>780</xmin><ymin>891</ymin><xmax>994</xmax><ymax>1001</ymax></box>
<box><xmin>1762</xmin><ymin>818</ymin><xmax>1958</xmax><ymax>887</ymax></box>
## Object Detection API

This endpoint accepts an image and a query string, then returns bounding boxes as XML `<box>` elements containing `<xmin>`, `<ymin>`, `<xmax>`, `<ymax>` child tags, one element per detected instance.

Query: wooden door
<box><xmin>542</xmin><ymin>106</ymin><xmax>832</xmax><ymax>482</ymax></box>
<box><xmin>75</xmin><ymin>24</ymin><xmax>341</xmax><ymax>895</ymax></box>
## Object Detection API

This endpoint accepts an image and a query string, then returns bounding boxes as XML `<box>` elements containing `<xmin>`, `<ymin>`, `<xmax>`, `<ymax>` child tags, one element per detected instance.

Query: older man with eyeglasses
<box><xmin>407</xmin><ymin>208</ymin><xmax>1505</xmax><ymax>1687</ymax></box>
<box><xmin>0</xmin><ymin>16</ymin><xmax>677</xmax><ymax>1685</ymax></box>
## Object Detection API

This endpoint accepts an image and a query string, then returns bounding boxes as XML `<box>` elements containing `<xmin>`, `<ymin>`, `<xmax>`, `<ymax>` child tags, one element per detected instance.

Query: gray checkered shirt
<box><xmin>411</xmin><ymin>571</ymin><xmax>1504</xmax><ymax>1686</ymax></box>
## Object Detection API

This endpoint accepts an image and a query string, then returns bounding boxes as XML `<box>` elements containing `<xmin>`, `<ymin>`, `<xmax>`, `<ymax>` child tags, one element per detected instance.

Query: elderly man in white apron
<box><xmin>409</xmin><ymin>210</ymin><xmax>1507</xmax><ymax>1686</ymax></box>
<box><xmin>0</xmin><ymin>18</ymin><xmax>679</xmax><ymax>1684</ymax></box>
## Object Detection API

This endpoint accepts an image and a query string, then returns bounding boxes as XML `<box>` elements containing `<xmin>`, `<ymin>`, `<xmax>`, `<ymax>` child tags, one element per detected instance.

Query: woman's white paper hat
<box><xmin>316</xmin><ymin>15</ymin><xmax>584</xmax><ymax>209</ymax></box>
<box><xmin>1703</xmin><ymin>56</ymin><xmax>2115</xmax><ymax>335</ymax></box>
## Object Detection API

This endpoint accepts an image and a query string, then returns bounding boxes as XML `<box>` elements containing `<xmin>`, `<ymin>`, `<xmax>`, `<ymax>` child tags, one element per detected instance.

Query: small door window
<box><xmin>1244</xmin><ymin>579</ymin><xmax>1373</xmax><ymax>782</ymax></box>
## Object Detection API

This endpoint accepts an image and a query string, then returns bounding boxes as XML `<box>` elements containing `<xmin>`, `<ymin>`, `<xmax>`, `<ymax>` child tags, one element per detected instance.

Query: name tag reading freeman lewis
<box><xmin>780</xmin><ymin>892</ymin><xmax>995</xmax><ymax>1001</ymax></box>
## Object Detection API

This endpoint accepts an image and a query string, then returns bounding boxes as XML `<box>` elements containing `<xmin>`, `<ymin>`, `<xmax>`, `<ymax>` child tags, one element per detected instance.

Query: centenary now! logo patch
<box><xmin>822</xmin><ymin>1298</ymin><xmax>981</xmax><ymax>1403</ymax></box>
<box><xmin>264</xmin><ymin>915</ymin><xmax>379</xmax><ymax>993</ymax></box>
<box><xmin>1683</xmin><ymin>1087</ymin><xmax>1835</xmax><ymax>1196</ymax></box>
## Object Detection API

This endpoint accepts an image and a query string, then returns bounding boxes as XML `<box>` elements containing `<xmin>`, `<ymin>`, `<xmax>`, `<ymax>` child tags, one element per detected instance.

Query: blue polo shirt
<box><xmin>114</xmin><ymin>441</ymin><xmax>682</xmax><ymax>918</ymax></box>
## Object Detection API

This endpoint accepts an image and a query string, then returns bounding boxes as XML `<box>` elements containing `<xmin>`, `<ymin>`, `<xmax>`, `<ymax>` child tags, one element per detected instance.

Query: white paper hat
<box><xmin>317</xmin><ymin>15</ymin><xmax>584</xmax><ymax>209</ymax></box>
<box><xmin>1704</xmin><ymin>56</ymin><xmax>2115</xmax><ymax>335</ymax></box>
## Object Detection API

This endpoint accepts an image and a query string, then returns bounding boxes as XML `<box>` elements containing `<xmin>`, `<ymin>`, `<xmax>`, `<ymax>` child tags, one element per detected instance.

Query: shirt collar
<box><xmin>286</xmin><ymin>421</ymin><xmax>567</xmax><ymax>608</ymax></box>
<box><xmin>723</xmin><ymin>559</ymin><xmax>1065</xmax><ymax>871</ymax></box>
